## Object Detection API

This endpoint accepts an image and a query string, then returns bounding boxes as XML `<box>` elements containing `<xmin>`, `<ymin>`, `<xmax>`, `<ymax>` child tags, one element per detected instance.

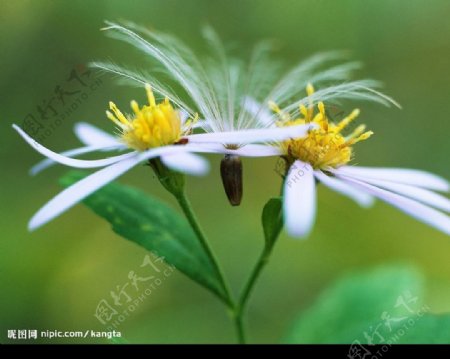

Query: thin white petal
<box><xmin>243</xmin><ymin>96</ymin><xmax>274</xmax><ymax>127</ymax></box>
<box><xmin>74</xmin><ymin>122</ymin><xmax>121</xmax><ymax>147</ymax></box>
<box><xmin>186</xmin><ymin>123</ymin><xmax>316</xmax><ymax>145</ymax></box>
<box><xmin>192</xmin><ymin>119</ymin><xmax>212</xmax><ymax>131</ymax></box>
<box><xmin>335</xmin><ymin>166</ymin><xmax>449</xmax><ymax>192</ymax></box>
<box><xmin>160</xmin><ymin>152</ymin><xmax>209</xmax><ymax>176</ymax></box>
<box><xmin>337</xmin><ymin>176</ymin><xmax>450</xmax><ymax>235</ymax></box>
<box><xmin>30</xmin><ymin>145</ymin><xmax>126</xmax><ymax>176</ymax></box>
<box><xmin>314</xmin><ymin>170</ymin><xmax>374</xmax><ymax>208</ymax></box>
<box><xmin>29</xmin><ymin>154</ymin><xmax>143</xmax><ymax>231</ymax></box>
<box><xmin>284</xmin><ymin>160</ymin><xmax>317</xmax><ymax>238</ymax></box>
<box><xmin>13</xmin><ymin>124</ymin><xmax>136</xmax><ymax>168</ymax></box>
<box><xmin>229</xmin><ymin>144</ymin><xmax>282</xmax><ymax>157</ymax></box>
<box><xmin>336</xmin><ymin>171</ymin><xmax>450</xmax><ymax>212</ymax></box>
<box><xmin>179</xmin><ymin>110</ymin><xmax>189</xmax><ymax>125</ymax></box>
<box><xmin>28</xmin><ymin>145</ymin><xmax>201</xmax><ymax>230</ymax></box>
<box><xmin>189</xmin><ymin>143</ymin><xmax>282</xmax><ymax>157</ymax></box>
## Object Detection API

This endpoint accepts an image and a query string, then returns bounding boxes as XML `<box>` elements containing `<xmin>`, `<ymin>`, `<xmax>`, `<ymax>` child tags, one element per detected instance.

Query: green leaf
<box><xmin>60</xmin><ymin>170</ymin><xmax>228</xmax><ymax>302</ymax></box>
<box><xmin>285</xmin><ymin>265</ymin><xmax>428</xmax><ymax>343</ymax></box>
<box><xmin>388</xmin><ymin>314</ymin><xmax>450</xmax><ymax>343</ymax></box>
<box><xmin>261</xmin><ymin>197</ymin><xmax>283</xmax><ymax>248</ymax></box>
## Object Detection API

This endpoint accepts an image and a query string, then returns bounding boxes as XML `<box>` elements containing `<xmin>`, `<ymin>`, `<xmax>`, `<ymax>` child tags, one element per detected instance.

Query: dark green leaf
<box><xmin>60</xmin><ymin>171</ymin><xmax>228</xmax><ymax>302</ymax></box>
<box><xmin>261</xmin><ymin>197</ymin><xmax>283</xmax><ymax>248</ymax></box>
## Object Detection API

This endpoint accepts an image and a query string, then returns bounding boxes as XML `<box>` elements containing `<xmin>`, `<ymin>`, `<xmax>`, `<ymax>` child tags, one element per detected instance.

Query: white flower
<box><xmin>14</xmin><ymin>85</ymin><xmax>312</xmax><ymax>231</ymax></box>
<box><xmin>253</xmin><ymin>84</ymin><xmax>450</xmax><ymax>238</ymax></box>
<box><xmin>92</xmin><ymin>23</ymin><xmax>395</xmax><ymax>205</ymax></box>
<box><xmin>93</xmin><ymin>23</ymin><xmax>397</xmax><ymax>146</ymax></box>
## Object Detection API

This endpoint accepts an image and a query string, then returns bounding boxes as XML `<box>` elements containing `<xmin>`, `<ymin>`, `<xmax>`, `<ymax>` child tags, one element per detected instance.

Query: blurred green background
<box><xmin>1</xmin><ymin>0</ymin><xmax>449</xmax><ymax>344</ymax></box>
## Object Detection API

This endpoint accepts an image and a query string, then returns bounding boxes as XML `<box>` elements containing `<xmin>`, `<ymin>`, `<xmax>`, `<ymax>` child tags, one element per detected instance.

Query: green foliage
<box><xmin>285</xmin><ymin>265</ymin><xmax>450</xmax><ymax>344</ymax></box>
<box><xmin>60</xmin><ymin>171</ymin><xmax>228</xmax><ymax>302</ymax></box>
<box><xmin>261</xmin><ymin>197</ymin><xmax>283</xmax><ymax>249</ymax></box>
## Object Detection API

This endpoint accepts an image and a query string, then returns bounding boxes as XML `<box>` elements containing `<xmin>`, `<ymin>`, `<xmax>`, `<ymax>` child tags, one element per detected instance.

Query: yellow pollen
<box><xmin>272</xmin><ymin>85</ymin><xmax>373</xmax><ymax>169</ymax></box>
<box><xmin>106</xmin><ymin>85</ymin><xmax>187</xmax><ymax>151</ymax></box>
<box><xmin>306</xmin><ymin>83</ymin><xmax>315</xmax><ymax>96</ymax></box>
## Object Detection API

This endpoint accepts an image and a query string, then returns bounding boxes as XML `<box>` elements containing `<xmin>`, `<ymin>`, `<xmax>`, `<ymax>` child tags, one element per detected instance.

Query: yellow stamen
<box><xmin>335</xmin><ymin>108</ymin><xmax>360</xmax><ymax>133</ymax></box>
<box><xmin>109</xmin><ymin>101</ymin><xmax>129</xmax><ymax>126</ymax></box>
<box><xmin>145</xmin><ymin>84</ymin><xmax>156</xmax><ymax>107</ymax></box>
<box><xmin>306</xmin><ymin>83</ymin><xmax>315</xmax><ymax>96</ymax></box>
<box><xmin>106</xmin><ymin>86</ymin><xmax>189</xmax><ymax>151</ymax></box>
<box><xmin>348</xmin><ymin>124</ymin><xmax>366</xmax><ymax>139</ymax></box>
<box><xmin>299</xmin><ymin>104</ymin><xmax>308</xmax><ymax>118</ymax></box>
<box><xmin>346</xmin><ymin>131</ymin><xmax>374</xmax><ymax>146</ymax></box>
<box><xmin>273</xmin><ymin>85</ymin><xmax>372</xmax><ymax>169</ymax></box>
<box><xmin>269</xmin><ymin>100</ymin><xmax>290</xmax><ymax>122</ymax></box>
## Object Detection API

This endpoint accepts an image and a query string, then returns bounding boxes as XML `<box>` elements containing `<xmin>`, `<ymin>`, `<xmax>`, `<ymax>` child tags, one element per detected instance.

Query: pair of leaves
<box><xmin>285</xmin><ymin>265</ymin><xmax>450</xmax><ymax>344</ymax></box>
<box><xmin>60</xmin><ymin>171</ymin><xmax>228</xmax><ymax>302</ymax></box>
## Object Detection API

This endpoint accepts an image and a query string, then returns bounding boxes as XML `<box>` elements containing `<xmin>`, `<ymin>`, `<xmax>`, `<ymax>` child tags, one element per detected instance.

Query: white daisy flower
<box><xmin>14</xmin><ymin>85</ymin><xmax>312</xmax><ymax>231</ymax></box>
<box><xmin>253</xmin><ymin>84</ymin><xmax>450</xmax><ymax>238</ymax></box>
<box><xmin>92</xmin><ymin>22</ymin><xmax>393</xmax><ymax>205</ymax></box>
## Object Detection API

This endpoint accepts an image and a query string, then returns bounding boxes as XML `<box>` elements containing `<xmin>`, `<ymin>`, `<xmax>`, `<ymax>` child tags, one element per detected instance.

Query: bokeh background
<box><xmin>1</xmin><ymin>0</ymin><xmax>449</xmax><ymax>344</ymax></box>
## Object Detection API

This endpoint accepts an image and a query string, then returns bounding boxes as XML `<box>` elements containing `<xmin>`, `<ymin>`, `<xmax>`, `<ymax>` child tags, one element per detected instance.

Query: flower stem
<box><xmin>176</xmin><ymin>191</ymin><xmax>234</xmax><ymax>308</ymax></box>
<box><xmin>234</xmin><ymin>244</ymin><xmax>275</xmax><ymax>343</ymax></box>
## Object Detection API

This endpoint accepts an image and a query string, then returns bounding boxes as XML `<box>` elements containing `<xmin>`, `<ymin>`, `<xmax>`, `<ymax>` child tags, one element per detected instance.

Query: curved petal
<box><xmin>74</xmin><ymin>122</ymin><xmax>121</xmax><ymax>147</ymax></box>
<box><xmin>189</xmin><ymin>143</ymin><xmax>282</xmax><ymax>157</ymax></box>
<box><xmin>335</xmin><ymin>166</ymin><xmax>449</xmax><ymax>192</ymax></box>
<box><xmin>336</xmin><ymin>171</ymin><xmax>450</xmax><ymax>212</ymax></box>
<box><xmin>192</xmin><ymin>119</ymin><xmax>212</xmax><ymax>131</ymax></box>
<box><xmin>179</xmin><ymin>109</ymin><xmax>189</xmax><ymax>125</ymax></box>
<box><xmin>314</xmin><ymin>170</ymin><xmax>374</xmax><ymax>208</ymax></box>
<box><xmin>186</xmin><ymin>123</ymin><xmax>316</xmax><ymax>145</ymax></box>
<box><xmin>30</xmin><ymin>145</ymin><xmax>127</xmax><ymax>176</ymax></box>
<box><xmin>160</xmin><ymin>152</ymin><xmax>209</xmax><ymax>176</ymax></box>
<box><xmin>29</xmin><ymin>153</ymin><xmax>142</xmax><ymax>231</ymax></box>
<box><xmin>337</xmin><ymin>176</ymin><xmax>450</xmax><ymax>235</ymax></box>
<box><xmin>13</xmin><ymin>124</ymin><xmax>136</xmax><ymax>168</ymax></box>
<box><xmin>283</xmin><ymin>160</ymin><xmax>317</xmax><ymax>238</ymax></box>
<box><xmin>243</xmin><ymin>96</ymin><xmax>274</xmax><ymax>127</ymax></box>
<box><xmin>28</xmin><ymin>145</ymin><xmax>204</xmax><ymax>230</ymax></box>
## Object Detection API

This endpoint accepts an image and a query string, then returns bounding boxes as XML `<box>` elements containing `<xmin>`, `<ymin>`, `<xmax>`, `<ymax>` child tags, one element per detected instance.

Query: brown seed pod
<box><xmin>220</xmin><ymin>154</ymin><xmax>243</xmax><ymax>206</ymax></box>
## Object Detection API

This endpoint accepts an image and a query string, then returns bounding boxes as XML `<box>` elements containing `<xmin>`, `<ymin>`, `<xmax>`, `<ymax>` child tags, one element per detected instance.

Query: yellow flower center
<box><xmin>106</xmin><ymin>85</ymin><xmax>183</xmax><ymax>151</ymax></box>
<box><xmin>272</xmin><ymin>83</ymin><xmax>373</xmax><ymax>169</ymax></box>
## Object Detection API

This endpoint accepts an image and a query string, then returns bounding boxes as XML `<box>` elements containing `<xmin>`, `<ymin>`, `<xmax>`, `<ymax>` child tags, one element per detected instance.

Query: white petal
<box><xmin>314</xmin><ymin>170</ymin><xmax>374</xmax><ymax>208</ymax></box>
<box><xmin>338</xmin><ymin>176</ymin><xmax>450</xmax><ymax>235</ymax></box>
<box><xmin>283</xmin><ymin>160</ymin><xmax>317</xmax><ymax>238</ymax></box>
<box><xmin>30</xmin><ymin>145</ymin><xmax>126</xmax><ymax>176</ymax></box>
<box><xmin>189</xmin><ymin>143</ymin><xmax>282</xmax><ymax>157</ymax></box>
<box><xmin>179</xmin><ymin>110</ymin><xmax>189</xmax><ymax>125</ymax></box>
<box><xmin>28</xmin><ymin>145</ymin><xmax>201</xmax><ymax>230</ymax></box>
<box><xmin>74</xmin><ymin>122</ymin><xmax>121</xmax><ymax>147</ymax></box>
<box><xmin>230</xmin><ymin>144</ymin><xmax>282</xmax><ymax>157</ymax></box>
<box><xmin>160</xmin><ymin>152</ymin><xmax>209</xmax><ymax>176</ymax></box>
<box><xmin>29</xmin><ymin>154</ymin><xmax>143</xmax><ymax>231</ymax></box>
<box><xmin>243</xmin><ymin>96</ymin><xmax>274</xmax><ymax>127</ymax></box>
<box><xmin>192</xmin><ymin>119</ymin><xmax>212</xmax><ymax>131</ymax></box>
<box><xmin>13</xmin><ymin>124</ymin><xmax>136</xmax><ymax>168</ymax></box>
<box><xmin>336</xmin><ymin>171</ymin><xmax>450</xmax><ymax>212</ymax></box>
<box><xmin>335</xmin><ymin>166</ymin><xmax>449</xmax><ymax>192</ymax></box>
<box><xmin>186</xmin><ymin>123</ymin><xmax>316</xmax><ymax>145</ymax></box>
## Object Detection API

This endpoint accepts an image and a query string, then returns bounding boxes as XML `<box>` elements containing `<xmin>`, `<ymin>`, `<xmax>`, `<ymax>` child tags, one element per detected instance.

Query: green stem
<box><xmin>176</xmin><ymin>191</ymin><xmax>234</xmax><ymax>308</ymax></box>
<box><xmin>234</xmin><ymin>244</ymin><xmax>274</xmax><ymax>343</ymax></box>
<box><xmin>239</xmin><ymin>245</ymin><xmax>273</xmax><ymax>312</ymax></box>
